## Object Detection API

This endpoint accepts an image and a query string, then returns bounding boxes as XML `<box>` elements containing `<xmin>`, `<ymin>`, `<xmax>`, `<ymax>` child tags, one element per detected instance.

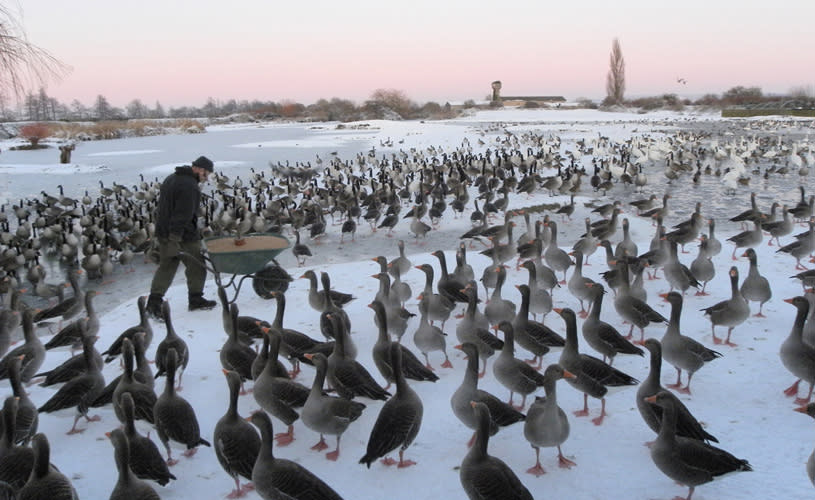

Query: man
<box><xmin>146</xmin><ymin>155</ymin><xmax>217</xmax><ymax>320</ymax></box>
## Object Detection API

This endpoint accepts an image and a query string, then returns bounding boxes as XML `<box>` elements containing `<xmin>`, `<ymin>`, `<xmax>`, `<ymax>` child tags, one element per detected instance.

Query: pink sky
<box><xmin>17</xmin><ymin>1</ymin><xmax>815</xmax><ymax>108</ymax></box>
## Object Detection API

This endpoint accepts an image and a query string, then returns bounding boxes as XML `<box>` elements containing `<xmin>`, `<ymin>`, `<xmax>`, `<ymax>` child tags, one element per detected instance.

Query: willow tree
<box><xmin>605</xmin><ymin>38</ymin><xmax>625</xmax><ymax>105</ymax></box>
<box><xmin>0</xmin><ymin>5</ymin><xmax>69</xmax><ymax>101</ymax></box>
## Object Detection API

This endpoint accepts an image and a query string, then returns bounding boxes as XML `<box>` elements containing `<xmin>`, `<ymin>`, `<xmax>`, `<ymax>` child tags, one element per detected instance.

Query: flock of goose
<box><xmin>0</xmin><ymin>116</ymin><xmax>814</xmax><ymax>499</ymax></box>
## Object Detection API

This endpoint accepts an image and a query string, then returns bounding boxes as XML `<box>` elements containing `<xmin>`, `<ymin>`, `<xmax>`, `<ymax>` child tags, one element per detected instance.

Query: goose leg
<box><xmin>396</xmin><ymin>449</ymin><xmax>416</xmax><ymax>468</ymax></box>
<box><xmin>526</xmin><ymin>445</ymin><xmax>546</xmax><ymax>476</ymax></box>
<box><xmin>311</xmin><ymin>434</ymin><xmax>329</xmax><ymax>452</ymax></box>
<box><xmin>724</xmin><ymin>327</ymin><xmax>738</xmax><ymax>347</ymax></box>
<box><xmin>325</xmin><ymin>435</ymin><xmax>342</xmax><ymax>461</ymax></box>
<box><xmin>274</xmin><ymin>424</ymin><xmax>295</xmax><ymax>446</ymax></box>
<box><xmin>795</xmin><ymin>382</ymin><xmax>815</xmax><ymax>406</ymax></box>
<box><xmin>557</xmin><ymin>445</ymin><xmax>576</xmax><ymax>468</ymax></box>
<box><xmin>667</xmin><ymin>367</ymin><xmax>683</xmax><ymax>389</ymax></box>
<box><xmin>573</xmin><ymin>393</ymin><xmax>590</xmax><ymax>417</ymax></box>
<box><xmin>591</xmin><ymin>398</ymin><xmax>607</xmax><ymax>426</ymax></box>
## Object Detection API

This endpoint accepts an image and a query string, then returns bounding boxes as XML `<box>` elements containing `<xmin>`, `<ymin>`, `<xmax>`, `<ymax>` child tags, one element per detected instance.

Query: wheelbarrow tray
<box><xmin>204</xmin><ymin>233</ymin><xmax>291</xmax><ymax>275</ymax></box>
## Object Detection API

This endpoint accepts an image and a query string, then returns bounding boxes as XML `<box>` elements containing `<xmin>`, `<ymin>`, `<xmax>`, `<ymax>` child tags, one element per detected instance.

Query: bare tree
<box><xmin>605</xmin><ymin>38</ymin><xmax>625</xmax><ymax>105</ymax></box>
<box><xmin>0</xmin><ymin>5</ymin><xmax>70</xmax><ymax>101</ymax></box>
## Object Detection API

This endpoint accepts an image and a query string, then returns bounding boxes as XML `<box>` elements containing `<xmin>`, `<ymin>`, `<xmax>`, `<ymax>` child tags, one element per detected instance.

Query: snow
<box><xmin>2</xmin><ymin>108</ymin><xmax>814</xmax><ymax>499</ymax></box>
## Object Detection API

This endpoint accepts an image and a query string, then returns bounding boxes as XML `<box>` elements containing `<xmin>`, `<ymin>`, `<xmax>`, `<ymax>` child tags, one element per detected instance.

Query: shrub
<box><xmin>19</xmin><ymin>123</ymin><xmax>49</xmax><ymax>147</ymax></box>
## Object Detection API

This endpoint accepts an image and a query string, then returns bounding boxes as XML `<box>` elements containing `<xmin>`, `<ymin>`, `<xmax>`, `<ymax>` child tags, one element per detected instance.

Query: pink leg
<box><xmin>573</xmin><ymin>393</ymin><xmax>590</xmax><ymax>417</ymax></box>
<box><xmin>275</xmin><ymin>425</ymin><xmax>295</xmax><ymax>446</ymax></box>
<box><xmin>325</xmin><ymin>436</ymin><xmax>342</xmax><ymax>461</ymax></box>
<box><xmin>557</xmin><ymin>446</ymin><xmax>576</xmax><ymax>468</ymax></box>
<box><xmin>784</xmin><ymin>379</ymin><xmax>802</xmax><ymax>397</ymax></box>
<box><xmin>311</xmin><ymin>434</ymin><xmax>329</xmax><ymax>451</ymax></box>
<box><xmin>591</xmin><ymin>398</ymin><xmax>607</xmax><ymax>426</ymax></box>
<box><xmin>396</xmin><ymin>449</ymin><xmax>416</xmax><ymax>468</ymax></box>
<box><xmin>667</xmin><ymin>367</ymin><xmax>683</xmax><ymax>389</ymax></box>
<box><xmin>526</xmin><ymin>446</ymin><xmax>546</xmax><ymax>476</ymax></box>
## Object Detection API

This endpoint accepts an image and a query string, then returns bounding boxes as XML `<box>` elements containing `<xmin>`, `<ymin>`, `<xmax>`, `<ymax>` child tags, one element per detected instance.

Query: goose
<box><xmin>152</xmin><ymin>348</ymin><xmax>210</xmax><ymax>465</ymax></box>
<box><xmin>5</xmin><ymin>355</ymin><xmax>38</xmax><ymax>445</ymax></box>
<box><xmin>219</xmin><ymin>303</ymin><xmax>257</xmax><ymax>389</ymax></box>
<box><xmin>456</xmin><ymin>282</ymin><xmax>503</xmax><ymax>377</ymax></box>
<box><xmin>704</xmin><ymin>219</ymin><xmax>722</xmax><ymax>258</ymax></box>
<box><xmin>484</xmin><ymin>266</ymin><xmax>517</xmax><ymax>330</ymax></box>
<box><xmin>369</xmin><ymin>301</ymin><xmax>438</xmax><ymax>389</ymax></box>
<box><xmin>637</xmin><ymin>339</ymin><xmax>718</xmax><ymax>444</ymax></box>
<box><xmin>325</xmin><ymin>313</ymin><xmax>390</xmax><ymax>401</ymax></box>
<box><xmin>0</xmin><ymin>396</ymin><xmax>34</xmax><ymax>490</ymax></box>
<box><xmin>460</xmin><ymin>401</ymin><xmax>533</xmax><ymax>500</ymax></box>
<box><xmin>16</xmin><ymin>433</ymin><xmax>78</xmax><ymax>500</ymax></box>
<box><xmin>543</xmin><ymin>220</ymin><xmax>571</xmax><ymax>284</ymax></box>
<box><xmin>567</xmin><ymin>249</ymin><xmax>595</xmax><ymax>318</ymax></box>
<box><xmin>118</xmin><ymin>392</ymin><xmax>176</xmax><ymax>486</ymax></box>
<box><xmin>660</xmin><ymin>292</ymin><xmax>722</xmax><ymax>394</ymax></box>
<box><xmin>102</xmin><ymin>295</ymin><xmax>153</xmax><ymax>363</ymax></box>
<box><xmin>613</xmin><ymin>259</ymin><xmax>668</xmax><ymax>344</ymax></box>
<box><xmin>520</xmin><ymin>260</ymin><xmax>552</xmax><ymax>320</ymax></box>
<box><xmin>793</xmin><ymin>402</ymin><xmax>815</xmax><ymax>487</ymax></box>
<box><xmin>646</xmin><ymin>391</ymin><xmax>751</xmax><ymax>500</ymax></box>
<box><xmin>701</xmin><ymin>266</ymin><xmax>750</xmax><ymax>346</ymax></box>
<box><xmin>0</xmin><ymin>309</ymin><xmax>45</xmax><ymax>384</ymax></box>
<box><xmin>739</xmin><ymin>248</ymin><xmax>772</xmax><ymax>317</ymax></box>
<box><xmin>662</xmin><ymin>239</ymin><xmax>701</xmax><ymax>295</ymax></box>
<box><xmin>37</xmin><ymin>326</ymin><xmax>105</xmax><ymax>434</ymax></box>
<box><xmin>523</xmin><ymin>364</ymin><xmax>577</xmax><ymax>476</ymax></box>
<box><xmin>111</xmin><ymin>337</ymin><xmax>156</xmax><ymax>425</ymax></box>
<box><xmin>451</xmin><ymin>343</ymin><xmax>525</xmax><ymax>447</ymax></box>
<box><xmin>153</xmin><ymin>300</ymin><xmax>189</xmax><ymax>390</ymax></box>
<box><xmin>249</xmin><ymin>410</ymin><xmax>346</xmax><ymax>500</ymax></box>
<box><xmin>431</xmin><ymin>249</ymin><xmax>469</xmax><ymax>304</ymax></box>
<box><xmin>582</xmin><ymin>283</ymin><xmax>643</xmax><ymax>365</ymax></box>
<box><xmin>777</xmin><ymin>217</ymin><xmax>815</xmax><ymax>270</ymax></box>
<box><xmin>780</xmin><ymin>296</ymin><xmax>815</xmax><ymax>404</ymax></box>
<box><xmin>107</xmin><ymin>428</ymin><xmax>161</xmax><ymax>500</ymax></box>
<box><xmin>690</xmin><ymin>235</ymin><xmax>715</xmax><ymax>296</ymax></box>
<box><xmin>726</xmin><ymin>218</ymin><xmax>764</xmax><ymax>260</ymax></box>
<box><xmin>415</xmin><ymin>263</ymin><xmax>454</xmax><ymax>329</ymax></box>
<box><xmin>492</xmin><ymin>322</ymin><xmax>547</xmax><ymax>410</ymax></box>
<box><xmin>43</xmin><ymin>289</ymin><xmax>99</xmax><ymax>352</ymax></box>
<box><xmin>512</xmin><ymin>284</ymin><xmax>565</xmax><ymax>369</ymax></box>
<box><xmin>388</xmin><ymin>239</ymin><xmax>412</xmax><ymax>278</ymax></box>
<box><xmin>291</xmin><ymin>230</ymin><xmax>312</xmax><ymax>266</ymax></box>
<box><xmin>763</xmin><ymin>204</ymin><xmax>793</xmax><ymax>246</ymax></box>
<box><xmin>302</xmin><ymin>353</ymin><xmax>366</xmax><ymax>461</ymax></box>
<box><xmin>253</xmin><ymin>328</ymin><xmax>309</xmax><ymax>447</ymax></box>
<box><xmin>359</xmin><ymin>343</ymin><xmax>423</xmax><ymax>468</ymax></box>
<box><xmin>213</xmin><ymin>370</ymin><xmax>261</xmax><ymax>497</ymax></box>
<box><xmin>630</xmin><ymin>194</ymin><xmax>658</xmax><ymax>215</ymax></box>
<box><xmin>556</xmin><ymin>307</ymin><xmax>639</xmax><ymax>425</ymax></box>
<box><xmin>614</xmin><ymin>218</ymin><xmax>638</xmax><ymax>259</ymax></box>
<box><xmin>412</xmin><ymin>307</ymin><xmax>453</xmax><ymax>370</ymax></box>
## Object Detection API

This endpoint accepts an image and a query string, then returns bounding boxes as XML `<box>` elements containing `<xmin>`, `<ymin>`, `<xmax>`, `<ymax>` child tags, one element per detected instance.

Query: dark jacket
<box><xmin>154</xmin><ymin>166</ymin><xmax>202</xmax><ymax>241</ymax></box>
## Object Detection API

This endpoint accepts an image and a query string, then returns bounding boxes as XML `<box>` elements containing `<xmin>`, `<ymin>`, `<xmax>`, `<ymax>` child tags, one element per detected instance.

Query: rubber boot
<box><xmin>188</xmin><ymin>293</ymin><xmax>217</xmax><ymax>311</ymax></box>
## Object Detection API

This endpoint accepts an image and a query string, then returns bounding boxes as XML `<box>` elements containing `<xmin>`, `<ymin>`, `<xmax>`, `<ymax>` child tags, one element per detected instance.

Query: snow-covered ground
<box><xmin>2</xmin><ymin>108</ymin><xmax>814</xmax><ymax>499</ymax></box>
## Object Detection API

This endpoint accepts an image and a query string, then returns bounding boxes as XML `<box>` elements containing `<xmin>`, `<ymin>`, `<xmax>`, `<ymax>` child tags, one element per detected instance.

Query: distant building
<box><xmin>491</xmin><ymin>81</ymin><xmax>565</xmax><ymax>107</ymax></box>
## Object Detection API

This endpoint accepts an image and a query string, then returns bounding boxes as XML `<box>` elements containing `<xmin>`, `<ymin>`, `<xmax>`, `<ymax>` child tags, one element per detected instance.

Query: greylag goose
<box><xmin>415</xmin><ymin>263</ymin><xmax>454</xmax><ymax>329</ymax></box>
<box><xmin>152</xmin><ymin>348</ymin><xmax>211</xmax><ymax>465</ymax></box>
<box><xmin>794</xmin><ymin>402</ymin><xmax>815</xmax><ymax>487</ymax></box>
<box><xmin>660</xmin><ymin>292</ymin><xmax>722</xmax><ymax>394</ymax></box>
<box><xmin>31</xmin><ymin>268</ymin><xmax>83</xmax><ymax>328</ymax></box>
<box><xmin>267</xmin><ymin>290</ymin><xmax>332</xmax><ymax>377</ymax></box>
<box><xmin>520</xmin><ymin>260</ymin><xmax>552</xmax><ymax>320</ymax></box>
<box><xmin>371</xmin><ymin>272</ymin><xmax>414</xmax><ymax>342</ymax></box>
<box><xmin>302</xmin><ymin>353</ymin><xmax>366</xmax><ymax>460</ymax></box>
<box><xmin>5</xmin><ymin>355</ymin><xmax>38</xmax><ymax>445</ymax></box>
<box><xmin>567</xmin><ymin>249</ymin><xmax>596</xmax><ymax>317</ymax></box>
<box><xmin>0</xmin><ymin>309</ymin><xmax>45</xmax><ymax>384</ymax></box>
<box><xmin>43</xmin><ymin>289</ymin><xmax>98</xmax><ymax>352</ymax></box>
<box><xmin>780</xmin><ymin>296</ymin><xmax>815</xmax><ymax>404</ymax></box>
<box><xmin>484</xmin><ymin>266</ymin><xmax>517</xmax><ymax>330</ymax></box>
<box><xmin>301</xmin><ymin>269</ymin><xmax>355</xmax><ymax>313</ymax></box>
<box><xmin>729</xmin><ymin>191</ymin><xmax>762</xmax><ymax>227</ymax></box>
<box><xmin>431</xmin><ymin>249</ymin><xmax>469</xmax><ymax>304</ymax></box>
<box><xmin>37</xmin><ymin>326</ymin><xmax>105</xmax><ymax>434</ymax></box>
<box><xmin>523</xmin><ymin>364</ymin><xmax>577</xmax><ymax>476</ymax></box>
<box><xmin>369</xmin><ymin>301</ymin><xmax>438</xmax><ymax>389</ymax></box>
<box><xmin>726</xmin><ymin>218</ymin><xmax>764</xmax><ymax>261</ymax></box>
<box><xmin>690</xmin><ymin>235</ymin><xmax>715</xmax><ymax>296</ymax></box>
<box><xmin>777</xmin><ymin>217</ymin><xmax>815</xmax><ymax>270</ymax></box>
<box><xmin>663</xmin><ymin>239</ymin><xmax>701</xmax><ymax>295</ymax></box>
<box><xmin>646</xmin><ymin>391</ymin><xmax>751</xmax><ymax>500</ymax></box>
<box><xmin>456</xmin><ymin>282</ymin><xmax>503</xmax><ymax>377</ymax></box>
<box><xmin>153</xmin><ymin>300</ymin><xmax>189</xmax><ymax>390</ymax></box>
<box><xmin>492</xmin><ymin>322</ymin><xmax>547</xmax><ymax>410</ymax></box>
<box><xmin>640</xmin><ymin>193</ymin><xmax>671</xmax><ymax>221</ymax></box>
<box><xmin>0</xmin><ymin>397</ymin><xmax>34</xmax><ymax>490</ymax></box>
<box><xmin>666</xmin><ymin>209</ymin><xmax>703</xmax><ymax>254</ymax></box>
<box><xmin>571</xmin><ymin>218</ymin><xmax>599</xmax><ymax>266</ymax></box>
<box><xmin>630</xmin><ymin>194</ymin><xmax>658</xmax><ymax>214</ymax></box>
<box><xmin>512</xmin><ymin>284</ymin><xmax>565</xmax><ymax>369</ymax></box>
<box><xmin>17</xmin><ymin>433</ymin><xmax>78</xmax><ymax>500</ymax></box>
<box><xmin>253</xmin><ymin>328</ymin><xmax>309</xmax><ymax>446</ymax></box>
<box><xmin>318</xmin><ymin>272</ymin><xmax>354</xmax><ymax>345</ymax></box>
<box><xmin>102</xmin><ymin>295</ymin><xmax>153</xmax><ymax>363</ymax></box>
<box><xmin>219</xmin><ymin>303</ymin><xmax>257</xmax><ymax>388</ymax></box>
<box><xmin>613</xmin><ymin>259</ymin><xmax>668</xmax><ymax>344</ymax></box>
<box><xmin>582</xmin><ymin>283</ymin><xmax>643</xmax><ymax>365</ymax></box>
<box><xmin>112</xmin><ymin>338</ymin><xmax>156</xmax><ymax>424</ymax></box>
<box><xmin>452</xmin><ymin>243</ymin><xmax>475</xmax><ymax>285</ymax></box>
<box><xmin>359</xmin><ymin>343</ymin><xmax>423</xmax><ymax>468</ymax></box>
<box><xmin>704</xmin><ymin>218</ymin><xmax>722</xmax><ymax>258</ymax></box>
<box><xmin>764</xmin><ymin>204</ymin><xmax>793</xmax><ymax>246</ymax></box>
<box><xmin>637</xmin><ymin>339</ymin><xmax>718</xmax><ymax>443</ymax></box>
<box><xmin>249</xmin><ymin>410</ymin><xmax>346</xmax><ymax>500</ymax></box>
<box><xmin>739</xmin><ymin>248</ymin><xmax>772</xmax><ymax>317</ymax></box>
<box><xmin>451</xmin><ymin>343</ymin><xmax>525</xmax><ymax>447</ymax></box>
<box><xmin>388</xmin><ymin>239</ymin><xmax>412</xmax><ymax>278</ymax></box>
<box><xmin>544</xmin><ymin>220</ymin><xmax>571</xmax><ymax>284</ymax></box>
<box><xmin>119</xmin><ymin>392</ymin><xmax>176</xmax><ymax>486</ymax></box>
<box><xmin>615</xmin><ymin>217</ymin><xmax>638</xmax><ymax>259</ymax></box>
<box><xmin>556</xmin><ymin>307</ymin><xmax>639</xmax><ymax>425</ymax></box>
<box><xmin>107</xmin><ymin>428</ymin><xmax>161</xmax><ymax>500</ymax></box>
<box><xmin>701</xmin><ymin>266</ymin><xmax>750</xmax><ymax>346</ymax></box>
<box><xmin>325</xmin><ymin>313</ymin><xmax>390</xmax><ymax>401</ymax></box>
<box><xmin>214</xmin><ymin>370</ymin><xmax>260</xmax><ymax>497</ymax></box>
<box><xmin>460</xmin><ymin>401</ymin><xmax>533</xmax><ymax>500</ymax></box>
<box><xmin>413</xmin><ymin>307</ymin><xmax>453</xmax><ymax>370</ymax></box>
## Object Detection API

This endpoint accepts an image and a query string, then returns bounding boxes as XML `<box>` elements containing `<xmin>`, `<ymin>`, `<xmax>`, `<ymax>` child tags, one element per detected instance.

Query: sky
<box><xmin>1</xmin><ymin>108</ymin><xmax>814</xmax><ymax>499</ymax></box>
<box><xmin>10</xmin><ymin>0</ymin><xmax>815</xmax><ymax>108</ymax></box>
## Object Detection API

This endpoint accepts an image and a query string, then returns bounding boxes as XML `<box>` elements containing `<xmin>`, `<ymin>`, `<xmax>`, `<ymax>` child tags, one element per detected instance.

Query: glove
<box><xmin>166</xmin><ymin>234</ymin><xmax>182</xmax><ymax>259</ymax></box>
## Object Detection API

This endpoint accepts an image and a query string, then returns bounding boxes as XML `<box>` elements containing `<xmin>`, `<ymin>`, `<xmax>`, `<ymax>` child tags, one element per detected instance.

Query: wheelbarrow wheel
<box><xmin>252</xmin><ymin>261</ymin><xmax>294</xmax><ymax>298</ymax></box>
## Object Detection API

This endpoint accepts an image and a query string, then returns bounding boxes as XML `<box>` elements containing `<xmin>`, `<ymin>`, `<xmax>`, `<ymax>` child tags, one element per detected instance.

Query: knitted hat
<box><xmin>192</xmin><ymin>155</ymin><xmax>214</xmax><ymax>172</ymax></box>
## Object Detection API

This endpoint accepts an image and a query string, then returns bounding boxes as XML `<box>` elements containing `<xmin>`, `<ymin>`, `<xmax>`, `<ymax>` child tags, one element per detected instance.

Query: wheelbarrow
<box><xmin>200</xmin><ymin>232</ymin><xmax>293</xmax><ymax>304</ymax></box>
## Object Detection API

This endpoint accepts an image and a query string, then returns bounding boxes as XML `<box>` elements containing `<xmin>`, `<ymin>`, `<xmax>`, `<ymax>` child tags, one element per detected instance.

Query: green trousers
<box><xmin>149</xmin><ymin>237</ymin><xmax>207</xmax><ymax>297</ymax></box>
